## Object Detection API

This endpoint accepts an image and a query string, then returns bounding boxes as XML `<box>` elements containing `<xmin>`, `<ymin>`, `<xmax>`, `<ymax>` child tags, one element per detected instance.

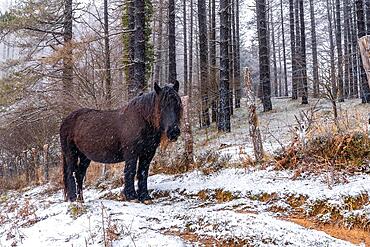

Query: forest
<box><xmin>0</xmin><ymin>0</ymin><xmax>369</xmax><ymax>246</ymax></box>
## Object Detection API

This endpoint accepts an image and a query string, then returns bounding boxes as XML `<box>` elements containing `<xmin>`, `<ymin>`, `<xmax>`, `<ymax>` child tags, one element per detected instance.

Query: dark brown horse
<box><xmin>60</xmin><ymin>82</ymin><xmax>182</xmax><ymax>202</ymax></box>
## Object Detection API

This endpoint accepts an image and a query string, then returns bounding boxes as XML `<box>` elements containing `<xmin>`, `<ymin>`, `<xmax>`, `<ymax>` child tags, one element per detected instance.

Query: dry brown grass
<box><xmin>274</xmin><ymin>110</ymin><xmax>370</xmax><ymax>176</ymax></box>
<box><xmin>288</xmin><ymin>217</ymin><xmax>370</xmax><ymax>246</ymax></box>
<box><xmin>165</xmin><ymin>229</ymin><xmax>251</xmax><ymax>246</ymax></box>
<box><xmin>0</xmin><ymin>164</ymin><xmax>63</xmax><ymax>192</ymax></box>
<box><xmin>274</xmin><ymin>130</ymin><xmax>369</xmax><ymax>175</ymax></box>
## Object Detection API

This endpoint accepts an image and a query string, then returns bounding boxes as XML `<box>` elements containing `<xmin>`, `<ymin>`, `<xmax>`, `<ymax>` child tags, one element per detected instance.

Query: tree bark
<box><xmin>280</xmin><ymin>0</ymin><xmax>288</xmax><ymax>97</ymax></box>
<box><xmin>104</xmin><ymin>0</ymin><xmax>112</xmax><ymax>107</ymax></box>
<box><xmin>328</xmin><ymin>0</ymin><xmax>337</xmax><ymax>99</ymax></box>
<box><xmin>336</xmin><ymin>0</ymin><xmax>344</xmax><ymax>102</ymax></box>
<box><xmin>189</xmin><ymin>0</ymin><xmax>194</xmax><ymax>99</ymax></box>
<box><xmin>256</xmin><ymin>0</ymin><xmax>272</xmax><ymax>112</ymax></box>
<box><xmin>366</xmin><ymin>0</ymin><xmax>370</xmax><ymax>34</ymax></box>
<box><xmin>63</xmin><ymin>0</ymin><xmax>73</xmax><ymax>108</ymax></box>
<box><xmin>289</xmin><ymin>0</ymin><xmax>297</xmax><ymax>99</ymax></box>
<box><xmin>198</xmin><ymin>0</ymin><xmax>210</xmax><ymax>127</ymax></box>
<box><xmin>154</xmin><ymin>0</ymin><xmax>164</xmax><ymax>85</ymax></box>
<box><xmin>183</xmin><ymin>0</ymin><xmax>188</xmax><ymax>95</ymax></box>
<box><xmin>209</xmin><ymin>0</ymin><xmax>218</xmax><ymax>122</ymax></box>
<box><xmin>181</xmin><ymin>96</ymin><xmax>194</xmax><ymax>165</ymax></box>
<box><xmin>244</xmin><ymin>68</ymin><xmax>264</xmax><ymax>163</ymax></box>
<box><xmin>218</xmin><ymin>0</ymin><xmax>231</xmax><ymax>131</ymax></box>
<box><xmin>343</xmin><ymin>0</ymin><xmax>350</xmax><ymax>98</ymax></box>
<box><xmin>351</xmin><ymin>4</ymin><xmax>359</xmax><ymax>98</ymax></box>
<box><xmin>234</xmin><ymin>0</ymin><xmax>241</xmax><ymax>107</ymax></box>
<box><xmin>134</xmin><ymin>0</ymin><xmax>146</xmax><ymax>94</ymax></box>
<box><xmin>126</xmin><ymin>0</ymin><xmax>136</xmax><ymax>99</ymax></box>
<box><xmin>229</xmin><ymin>0</ymin><xmax>234</xmax><ymax>116</ymax></box>
<box><xmin>356</xmin><ymin>0</ymin><xmax>370</xmax><ymax>103</ymax></box>
<box><xmin>43</xmin><ymin>144</ymin><xmax>49</xmax><ymax>182</ymax></box>
<box><xmin>299</xmin><ymin>0</ymin><xmax>308</xmax><ymax>104</ymax></box>
<box><xmin>309</xmin><ymin>0</ymin><xmax>319</xmax><ymax>98</ymax></box>
<box><xmin>270</xmin><ymin>8</ymin><xmax>278</xmax><ymax>97</ymax></box>
<box><xmin>168</xmin><ymin>0</ymin><xmax>177</xmax><ymax>84</ymax></box>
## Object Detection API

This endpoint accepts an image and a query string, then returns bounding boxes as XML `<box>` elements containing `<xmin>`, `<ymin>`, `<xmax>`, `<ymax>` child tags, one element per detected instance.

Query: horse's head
<box><xmin>154</xmin><ymin>81</ymin><xmax>182</xmax><ymax>142</ymax></box>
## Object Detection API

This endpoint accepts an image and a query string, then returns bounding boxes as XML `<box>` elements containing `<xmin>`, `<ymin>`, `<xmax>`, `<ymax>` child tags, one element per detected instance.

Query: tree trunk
<box><xmin>198</xmin><ymin>0</ymin><xmax>210</xmax><ymax>127</ymax></box>
<box><xmin>183</xmin><ymin>0</ymin><xmax>188</xmax><ymax>95</ymax></box>
<box><xmin>168</xmin><ymin>0</ymin><xmax>177</xmax><ymax>84</ymax></box>
<box><xmin>356</xmin><ymin>0</ymin><xmax>370</xmax><ymax>103</ymax></box>
<box><xmin>154</xmin><ymin>0</ymin><xmax>164</xmax><ymax>85</ymax></box>
<box><xmin>209</xmin><ymin>0</ymin><xmax>218</xmax><ymax>122</ymax></box>
<box><xmin>366</xmin><ymin>0</ymin><xmax>370</xmax><ymax>34</ymax></box>
<box><xmin>134</xmin><ymin>0</ymin><xmax>146</xmax><ymax>93</ymax></box>
<box><xmin>189</xmin><ymin>0</ymin><xmax>193</xmax><ymax>99</ymax></box>
<box><xmin>309</xmin><ymin>0</ymin><xmax>319</xmax><ymax>98</ymax></box>
<box><xmin>218</xmin><ymin>0</ymin><xmax>231</xmax><ymax>131</ymax></box>
<box><xmin>299</xmin><ymin>0</ymin><xmax>308</xmax><ymax>104</ymax></box>
<box><xmin>104</xmin><ymin>0</ymin><xmax>112</xmax><ymax>107</ymax></box>
<box><xmin>278</xmin><ymin>30</ymin><xmax>283</xmax><ymax>97</ymax></box>
<box><xmin>289</xmin><ymin>0</ymin><xmax>297</xmax><ymax>99</ymax></box>
<box><xmin>358</xmin><ymin>37</ymin><xmax>370</xmax><ymax>91</ymax></box>
<box><xmin>126</xmin><ymin>0</ymin><xmax>136</xmax><ymax>99</ymax></box>
<box><xmin>244</xmin><ymin>68</ymin><xmax>264</xmax><ymax>163</ymax></box>
<box><xmin>181</xmin><ymin>96</ymin><xmax>194</xmax><ymax>165</ymax></box>
<box><xmin>270</xmin><ymin>8</ymin><xmax>278</xmax><ymax>97</ymax></box>
<box><xmin>343</xmin><ymin>0</ymin><xmax>350</xmax><ymax>98</ymax></box>
<box><xmin>351</xmin><ymin>4</ymin><xmax>359</xmax><ymax>98</ymax></box>
<box><xmin>336</xmin><ymin>0</ymin><xmax>344</xmax><ymax>102</ymax></box>
<box><xmin>234</xmin><ymin>0</ymin><xmax>241</xmax><ymax>107</ymax></box>
<box><xmin>280</xmin><ymin>0</ymin><xmax>288</xmax><ymax>97</ymax></box>
<box><xmin>43</xmin><ymin>144</ymin><xmax>49</xmax><ymax>182</ymax></box>
<box><xmin>229</xmin><ymin>0</ymin><xmax>234</xmax><ymax>116</ymax></box>
<box><xmin>295</xmin><ymin>0</ymin><xmax>301</xmax><ymax>99</ymax></box>
<box><xmin>256</xmin><ymin>0</ymin><xmax>272</xmax><ymax>112</ymax></box>
<box><xmin>328</xmin><ymin>0</ymin><xmax>337</xmax><ymax>99</ymax></box>
<box><xmin>63</xmin><ymin>0</ymin><xmax>73</xmax><ymax>108</ymax></box>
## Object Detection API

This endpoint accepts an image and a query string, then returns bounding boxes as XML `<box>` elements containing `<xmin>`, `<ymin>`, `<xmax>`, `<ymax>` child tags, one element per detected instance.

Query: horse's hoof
<box><xmin>123</xmin><ymin>194</ymin><xmax>138</xmax><ymax>202</ymax></box>
<box><xmin>126</xmin><ymin>198</ymin><xmax>139</xmax><ymax>203</ymax></box>
<box><xmin>77</xmin><ymin>194</ymin><xmax>84</xmax><ymax>203</ymax></box>
<box><xmin>142</xmin><ymin>199</ymin><xmax>153</xmax><ymax>205</ymax></box>
<box><xmin>138</xmin><ymin>194</ymin><xmax>153</xmax><ymax>204</ymax></box>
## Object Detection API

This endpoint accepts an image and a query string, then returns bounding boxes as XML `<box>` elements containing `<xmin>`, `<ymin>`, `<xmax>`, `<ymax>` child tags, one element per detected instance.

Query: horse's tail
<box><xmin>61</xmin><ymin>152</ymin><xmax>68</xmax><ymax>201</ymax></box>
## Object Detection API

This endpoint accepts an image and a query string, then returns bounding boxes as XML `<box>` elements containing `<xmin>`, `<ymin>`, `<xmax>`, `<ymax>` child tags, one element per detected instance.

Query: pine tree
<box><xmin>356</xmin><ymin>0</ymin><xmax>370</xmax><ymax>103</ymax></box>
<box><xmin>168</xmin><ymin>0</ymin><xmax>177</xmax><ymax>84</ymax></box>
<box><xmin>256</xmin><ymin>0</ymin><xmax>272</xmax><ymax>111</ymax></box>
<box><xmin>198</xmin><ymin>0</ymin><xmax>210</xmax><ymax>127</ymax></box>
<box><xmin>219</xmin><ymin>0</ymin><xmax>231</xmax><ymax>131</ymax></box>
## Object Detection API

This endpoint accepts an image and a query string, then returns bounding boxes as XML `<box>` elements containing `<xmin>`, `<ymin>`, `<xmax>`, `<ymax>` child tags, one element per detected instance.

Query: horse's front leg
<box><xmin>137</xmin><ymin>150</ymin><xmax>156</xmax><ymax>203</ymax></box>
<box><xmin>123</xmin><ymin>155</ymin><xmax>138</xmax><ymax>201</ymax></box>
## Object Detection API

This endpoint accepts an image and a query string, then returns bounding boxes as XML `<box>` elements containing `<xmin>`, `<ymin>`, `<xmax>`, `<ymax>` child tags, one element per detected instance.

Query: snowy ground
<box><xmin>0</xmin><ymin>167</ymin><xmax>369</xmax><ymax>246</ymax></box>
<box><xmin>1</xmin><ymin>98</ymin><xmax>369</xmax><ymax>246</ymax></box>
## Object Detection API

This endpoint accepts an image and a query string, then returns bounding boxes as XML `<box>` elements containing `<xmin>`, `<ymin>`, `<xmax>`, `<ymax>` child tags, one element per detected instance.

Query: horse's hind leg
<box><xmin>123</xmin><ymin>155</ymin><xmax>139</xmax><ymax>201</ymax></box>
<box><xmin>63</xmin><ymin>147</ymin><xmax>79</xmax><ymax>202</ymax></box>
<box><xmin>76</xmin><ymin>153</ymin><xmax>90</xmax><ymax>202</ymax></box>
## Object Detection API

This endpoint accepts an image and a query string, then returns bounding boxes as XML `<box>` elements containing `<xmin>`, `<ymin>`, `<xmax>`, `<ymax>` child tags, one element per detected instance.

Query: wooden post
<box><xmin>31</xmin><ymin>148</ymin><xmax>37</xmax><ymax>183</ymax></box>
<box><xmin>244</xmin><ymin>68</ymin><xmax>264</xmax><ymax>163</ymax></box>
<box><xmin>43</xmin><ymin>144</ymin><xmax>49</xmax><ymax>182</ymax></box>
<box><xmin>358</xmin><ymin>36</ymin><xmax>370</xmax><ymax>88</ymax></box>
<box><xmin>181</xmin><ymin>96</ymin><xmax>194</xmax><ymax>167</ymax></box>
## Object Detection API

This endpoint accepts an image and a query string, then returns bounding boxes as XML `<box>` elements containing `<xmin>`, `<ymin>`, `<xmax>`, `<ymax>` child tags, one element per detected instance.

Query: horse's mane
<box><xmin>120</xmin><ymin>91</ymin><xmax>158</xmax><ymax>127</ymax></box>
<box><xmin>121</xmin><ymin>87</ymin><xmax>182</xmax><ymax>130</ymax></box>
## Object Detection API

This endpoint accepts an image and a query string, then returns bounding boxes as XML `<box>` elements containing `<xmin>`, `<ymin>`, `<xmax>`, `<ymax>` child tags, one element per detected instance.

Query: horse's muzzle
<box><xmin>167</xmin><ymin>125</ymin><xmax>181</xmax><ymax>141</ymax></box>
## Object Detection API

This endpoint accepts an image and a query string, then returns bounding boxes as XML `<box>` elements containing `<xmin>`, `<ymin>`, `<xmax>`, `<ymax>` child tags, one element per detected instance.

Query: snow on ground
<box><xmin>1</xmin><ymin>167</ymin><xmax>368</xmax><ymax>246</ymax></box>
<box><xmin>194</xmin><ymin>98</ymin><xmax>370</xmax><ymax>162</ymax></box>
<box><xmin>1</xmin><ymin>98</ymin><xmax>369</xmax><ymax>246</ymax></box>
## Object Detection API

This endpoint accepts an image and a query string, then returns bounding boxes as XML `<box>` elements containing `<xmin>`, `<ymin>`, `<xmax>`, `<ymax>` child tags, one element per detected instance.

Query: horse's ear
<box><xmin>154</xmin><ymin>82</ymin><xmax>162</xmax><ymax>94</ymax></box>
<box><xmin>173</xmin><ymin>80</ymin><xmax>179</xmax><ymax>92</ymax></box>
